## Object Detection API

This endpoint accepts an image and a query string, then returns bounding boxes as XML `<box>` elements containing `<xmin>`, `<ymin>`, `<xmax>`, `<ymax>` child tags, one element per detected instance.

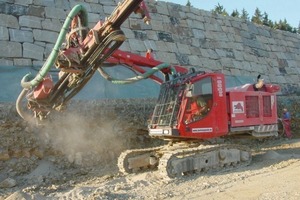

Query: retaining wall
<box><xmin>0</xmin><ymin>0</ymin><xmax>300</xmax><ymax>95</ymax></box>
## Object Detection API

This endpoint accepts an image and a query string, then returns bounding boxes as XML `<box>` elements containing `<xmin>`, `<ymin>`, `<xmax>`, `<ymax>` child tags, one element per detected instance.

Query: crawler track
<box><xmin>118</xmin><ymin>146</ymin><xmax>163</xmax><ymax>174</ymax></box>
<box><xmin>118</xmin><ymin>142</ymin><xmax>252</xmax><ymax>179</ymax></box>
<box><xmin>158</xmin><ymin>144</ymin><xmax>251</xmax><ymax>179</ymax></box>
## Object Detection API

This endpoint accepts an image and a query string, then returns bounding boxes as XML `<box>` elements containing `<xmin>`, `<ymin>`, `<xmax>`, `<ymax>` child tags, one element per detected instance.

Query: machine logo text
<box><xmin>192</xmin><ymin>128</ymin><xmax>213</xmax><ymax>133</ymax></box>
<box><xmin>216</xmin><ymin>77</ymin><xmax>223</xmax><ymax>97</ymax></box>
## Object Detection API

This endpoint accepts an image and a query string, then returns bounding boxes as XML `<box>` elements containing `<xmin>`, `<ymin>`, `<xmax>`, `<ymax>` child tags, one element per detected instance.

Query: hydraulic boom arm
<box><xmin>16</xmin><ymin>0</ymin><xmax>187</xmax><ymax>123</ymax></box>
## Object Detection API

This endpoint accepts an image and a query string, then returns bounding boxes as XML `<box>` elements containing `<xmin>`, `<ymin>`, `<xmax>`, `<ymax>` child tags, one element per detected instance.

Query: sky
<box><xmin>162</xmin><ymin>0</ymin><xmax>300</xmax><ymax>28</ymax></box>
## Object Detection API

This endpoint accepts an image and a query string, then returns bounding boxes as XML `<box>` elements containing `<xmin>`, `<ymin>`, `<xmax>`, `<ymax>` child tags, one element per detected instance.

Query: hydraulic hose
<box><xmin>97</xmin><ymin>63</ymin><xmax>172</xmax><ymax>84</ymax></box>
<box><xmin>21</xmin><ymin>4</ymin><xmax>88</xmax><ymax>89</ymax></box>
<box><xmin>16</xmin><ymin>88</ymin><xmax>35</xmax><ymax>123</ymax></box>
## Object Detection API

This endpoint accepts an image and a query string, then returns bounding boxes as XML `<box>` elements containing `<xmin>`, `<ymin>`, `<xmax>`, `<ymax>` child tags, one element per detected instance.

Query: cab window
<box><xmin>184</xmin><ymin>77</ymin><xmax>213</xmax><ymax>124</ymax></box>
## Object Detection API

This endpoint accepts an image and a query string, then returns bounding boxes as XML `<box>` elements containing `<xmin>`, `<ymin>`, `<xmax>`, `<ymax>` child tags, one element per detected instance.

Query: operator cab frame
<box><xmin>148</xmin><ymin>71</ymin><xmax>228</xmax><ymax>139</ymax></box>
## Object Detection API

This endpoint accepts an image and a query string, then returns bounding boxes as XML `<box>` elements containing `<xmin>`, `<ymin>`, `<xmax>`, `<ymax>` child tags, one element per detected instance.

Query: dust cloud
<box><xmin>37</xmin><ymin>111</ymin><xmax>128</xmax><ymax>167</ymax></box>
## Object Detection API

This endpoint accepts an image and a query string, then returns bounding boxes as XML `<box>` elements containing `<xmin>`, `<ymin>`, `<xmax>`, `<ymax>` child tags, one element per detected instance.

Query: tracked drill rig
<box><xmin>16</xmin><ymin>0</ymin><xmax>280</xmax><ymax>178</ymax></box>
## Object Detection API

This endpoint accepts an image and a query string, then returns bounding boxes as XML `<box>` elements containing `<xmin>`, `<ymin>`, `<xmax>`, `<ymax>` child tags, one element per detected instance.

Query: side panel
<box><xmin>229</xmin><ymin>91</ymin><xmax>278</xmax><ymax>127</ymax></box>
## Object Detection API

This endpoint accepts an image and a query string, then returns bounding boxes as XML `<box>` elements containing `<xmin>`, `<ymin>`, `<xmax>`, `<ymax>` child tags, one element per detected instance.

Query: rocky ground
<box><xmin>0</xmin><ymin>102</ymin><xmax>300</xmax><ymax>200</ymax></box>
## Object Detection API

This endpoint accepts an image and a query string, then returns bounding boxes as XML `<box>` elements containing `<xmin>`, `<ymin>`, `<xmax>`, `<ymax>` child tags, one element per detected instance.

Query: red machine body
<box><xmin>147</xmin><ymin>71</ymin><xmax>280</xmax><ymax>139</ymax></box>
<box><xmin>33</xmin><ymin>76</ymin><xmax>54</xmax><ymax>99</ymax></box>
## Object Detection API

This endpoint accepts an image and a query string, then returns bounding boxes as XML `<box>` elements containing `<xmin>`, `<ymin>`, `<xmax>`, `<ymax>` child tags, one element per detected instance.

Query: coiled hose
<box><xmin>20</xmin><ymin>4</ymin><xmax>88</xmax><ymax>89</ymax></box>
<box><xmin>16</xmin><ymin>5</ymin><xmax>88</xmax><ymax>121</ymax></box>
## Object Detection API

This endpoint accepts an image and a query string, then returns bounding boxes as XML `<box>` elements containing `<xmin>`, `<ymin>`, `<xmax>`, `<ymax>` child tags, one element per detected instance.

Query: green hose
<box><xmin>98</xmin><ymin>63</ymin><xmax>173</xmax><ymax>84</ymax></box>
<box><xmin>21</xmin><ymin>4</ymin><xmax>88</xmax><ymax>89</ymax></box>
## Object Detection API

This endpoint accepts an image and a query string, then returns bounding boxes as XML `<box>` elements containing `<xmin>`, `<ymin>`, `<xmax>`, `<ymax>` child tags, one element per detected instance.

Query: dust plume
<box><xmin>37</xmin><ymin>110</ymin><xmax>130</xmax><ymax>167</ymax></box>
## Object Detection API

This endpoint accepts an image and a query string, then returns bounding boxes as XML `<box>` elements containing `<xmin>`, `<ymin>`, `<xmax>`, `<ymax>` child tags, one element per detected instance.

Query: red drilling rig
<box><xmin>16</xmin><ymin>0</ymin><xmax>280</xmax><ymax>178</ymax></box>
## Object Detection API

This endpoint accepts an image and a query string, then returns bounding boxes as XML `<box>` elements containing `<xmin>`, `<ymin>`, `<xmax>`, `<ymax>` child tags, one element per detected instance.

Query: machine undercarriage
<box><xmin>118</xmin><ymin>142</ymin><xmax>251</xmax><ymax>178</ymax></box>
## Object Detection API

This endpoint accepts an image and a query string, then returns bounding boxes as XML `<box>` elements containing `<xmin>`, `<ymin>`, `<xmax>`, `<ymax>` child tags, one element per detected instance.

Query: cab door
<box><xmin>179</xmin><ymin>73</ymin><xmax>228</xmax><ymax>139</ymax></box>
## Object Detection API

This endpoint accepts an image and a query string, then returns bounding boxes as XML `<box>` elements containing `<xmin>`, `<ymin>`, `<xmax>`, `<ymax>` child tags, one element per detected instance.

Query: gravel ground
<box><xmin>2</xmin><ymin>137</ymin><xmax>300</xmax><ymax>199</ymax></box>
<box><xmin>1</xmin><ymin>105</ymin><xmax>299</xmax><ymax>200</ymax></box>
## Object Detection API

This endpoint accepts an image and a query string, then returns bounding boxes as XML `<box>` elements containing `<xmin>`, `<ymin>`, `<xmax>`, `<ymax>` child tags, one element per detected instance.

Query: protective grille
<box><xmin>150</xmin><ymin>82</ymin><xmax>181</xmax><ymax>127</ymax></box>
<box><xmin>245</xmin><ymin>96</ymin><xmax>259</xmax><ymax>118</ymax></box>
<box><xmin>263</xmin><ymin>96</ymin><xmax>272</xmax><ymax>117</ymax></box>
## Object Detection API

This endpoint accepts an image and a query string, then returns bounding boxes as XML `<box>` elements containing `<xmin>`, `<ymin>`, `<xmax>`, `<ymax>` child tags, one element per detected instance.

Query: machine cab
<box><xmin>148</xmin><ymin>71</ymin><xmax>228</xmax><ymax>139</ymax></box>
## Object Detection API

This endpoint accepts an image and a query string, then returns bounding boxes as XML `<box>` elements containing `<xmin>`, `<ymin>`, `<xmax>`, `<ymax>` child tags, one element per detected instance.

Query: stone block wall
<box><xmin>1</xmin><ymin>0</ymin><xmax>300</xmax><ymax>94</ymax></box>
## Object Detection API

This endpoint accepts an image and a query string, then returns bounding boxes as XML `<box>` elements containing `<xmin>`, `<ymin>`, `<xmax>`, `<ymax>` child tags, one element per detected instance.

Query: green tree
<box><xmin>211</xmin><ymin>5</ymin><xmax>298</xmax><ymax>34</ymax></box>
<box><xmin>240</xmin><ymin>8</ymin><xmax>249</xmax><ymax>20</ymax></box>
<box><xmin>262</xmin><ymin>12</ymin><xmax>270</xmax><ymax>26</ymax></box>
<box><xmin>268</xmin><ymin>20</ymin><xmax>274</xmax><ymax>28</ymax></box>
<box><xmin>275</xmin><ymin>19</ymin><xmax>293</xmax><ymax>32</ymax></box>
<box><xmin>251</xmin><ymin>8</ymin><xmax>263</xmax><ymax>25</ymax></box>
<box><xmin>186</xmin><ymin>0</ymin><xmax>191</xmax><ymax>7</ymax></box>
<box><xmin>292</xmin><ymin>27</ymin><xmax>297</xmax><ymax>33</ymax></box>
<box><xmin>212</xmin><ymin>3</ymin><xmax>228</xmax><ymax>16</ymax></box>
<box><xmin>231</xmin><ymin>9</ymin><xmax>239</xmax><ymax>17</ymax></box>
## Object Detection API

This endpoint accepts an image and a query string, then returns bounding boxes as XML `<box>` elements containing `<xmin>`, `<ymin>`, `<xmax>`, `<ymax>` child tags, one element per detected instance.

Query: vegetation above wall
<box><xmin>185</xmin><ymin>1</ymin><xmax>299</xmax><ymax>34</ymax></box>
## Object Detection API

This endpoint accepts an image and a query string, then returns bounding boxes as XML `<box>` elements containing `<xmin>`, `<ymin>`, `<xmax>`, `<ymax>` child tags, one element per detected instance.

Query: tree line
<box><xmin>186</xmin><ymin>1</ymin><xmax>299</xmax><ymax>34</ymax></box>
